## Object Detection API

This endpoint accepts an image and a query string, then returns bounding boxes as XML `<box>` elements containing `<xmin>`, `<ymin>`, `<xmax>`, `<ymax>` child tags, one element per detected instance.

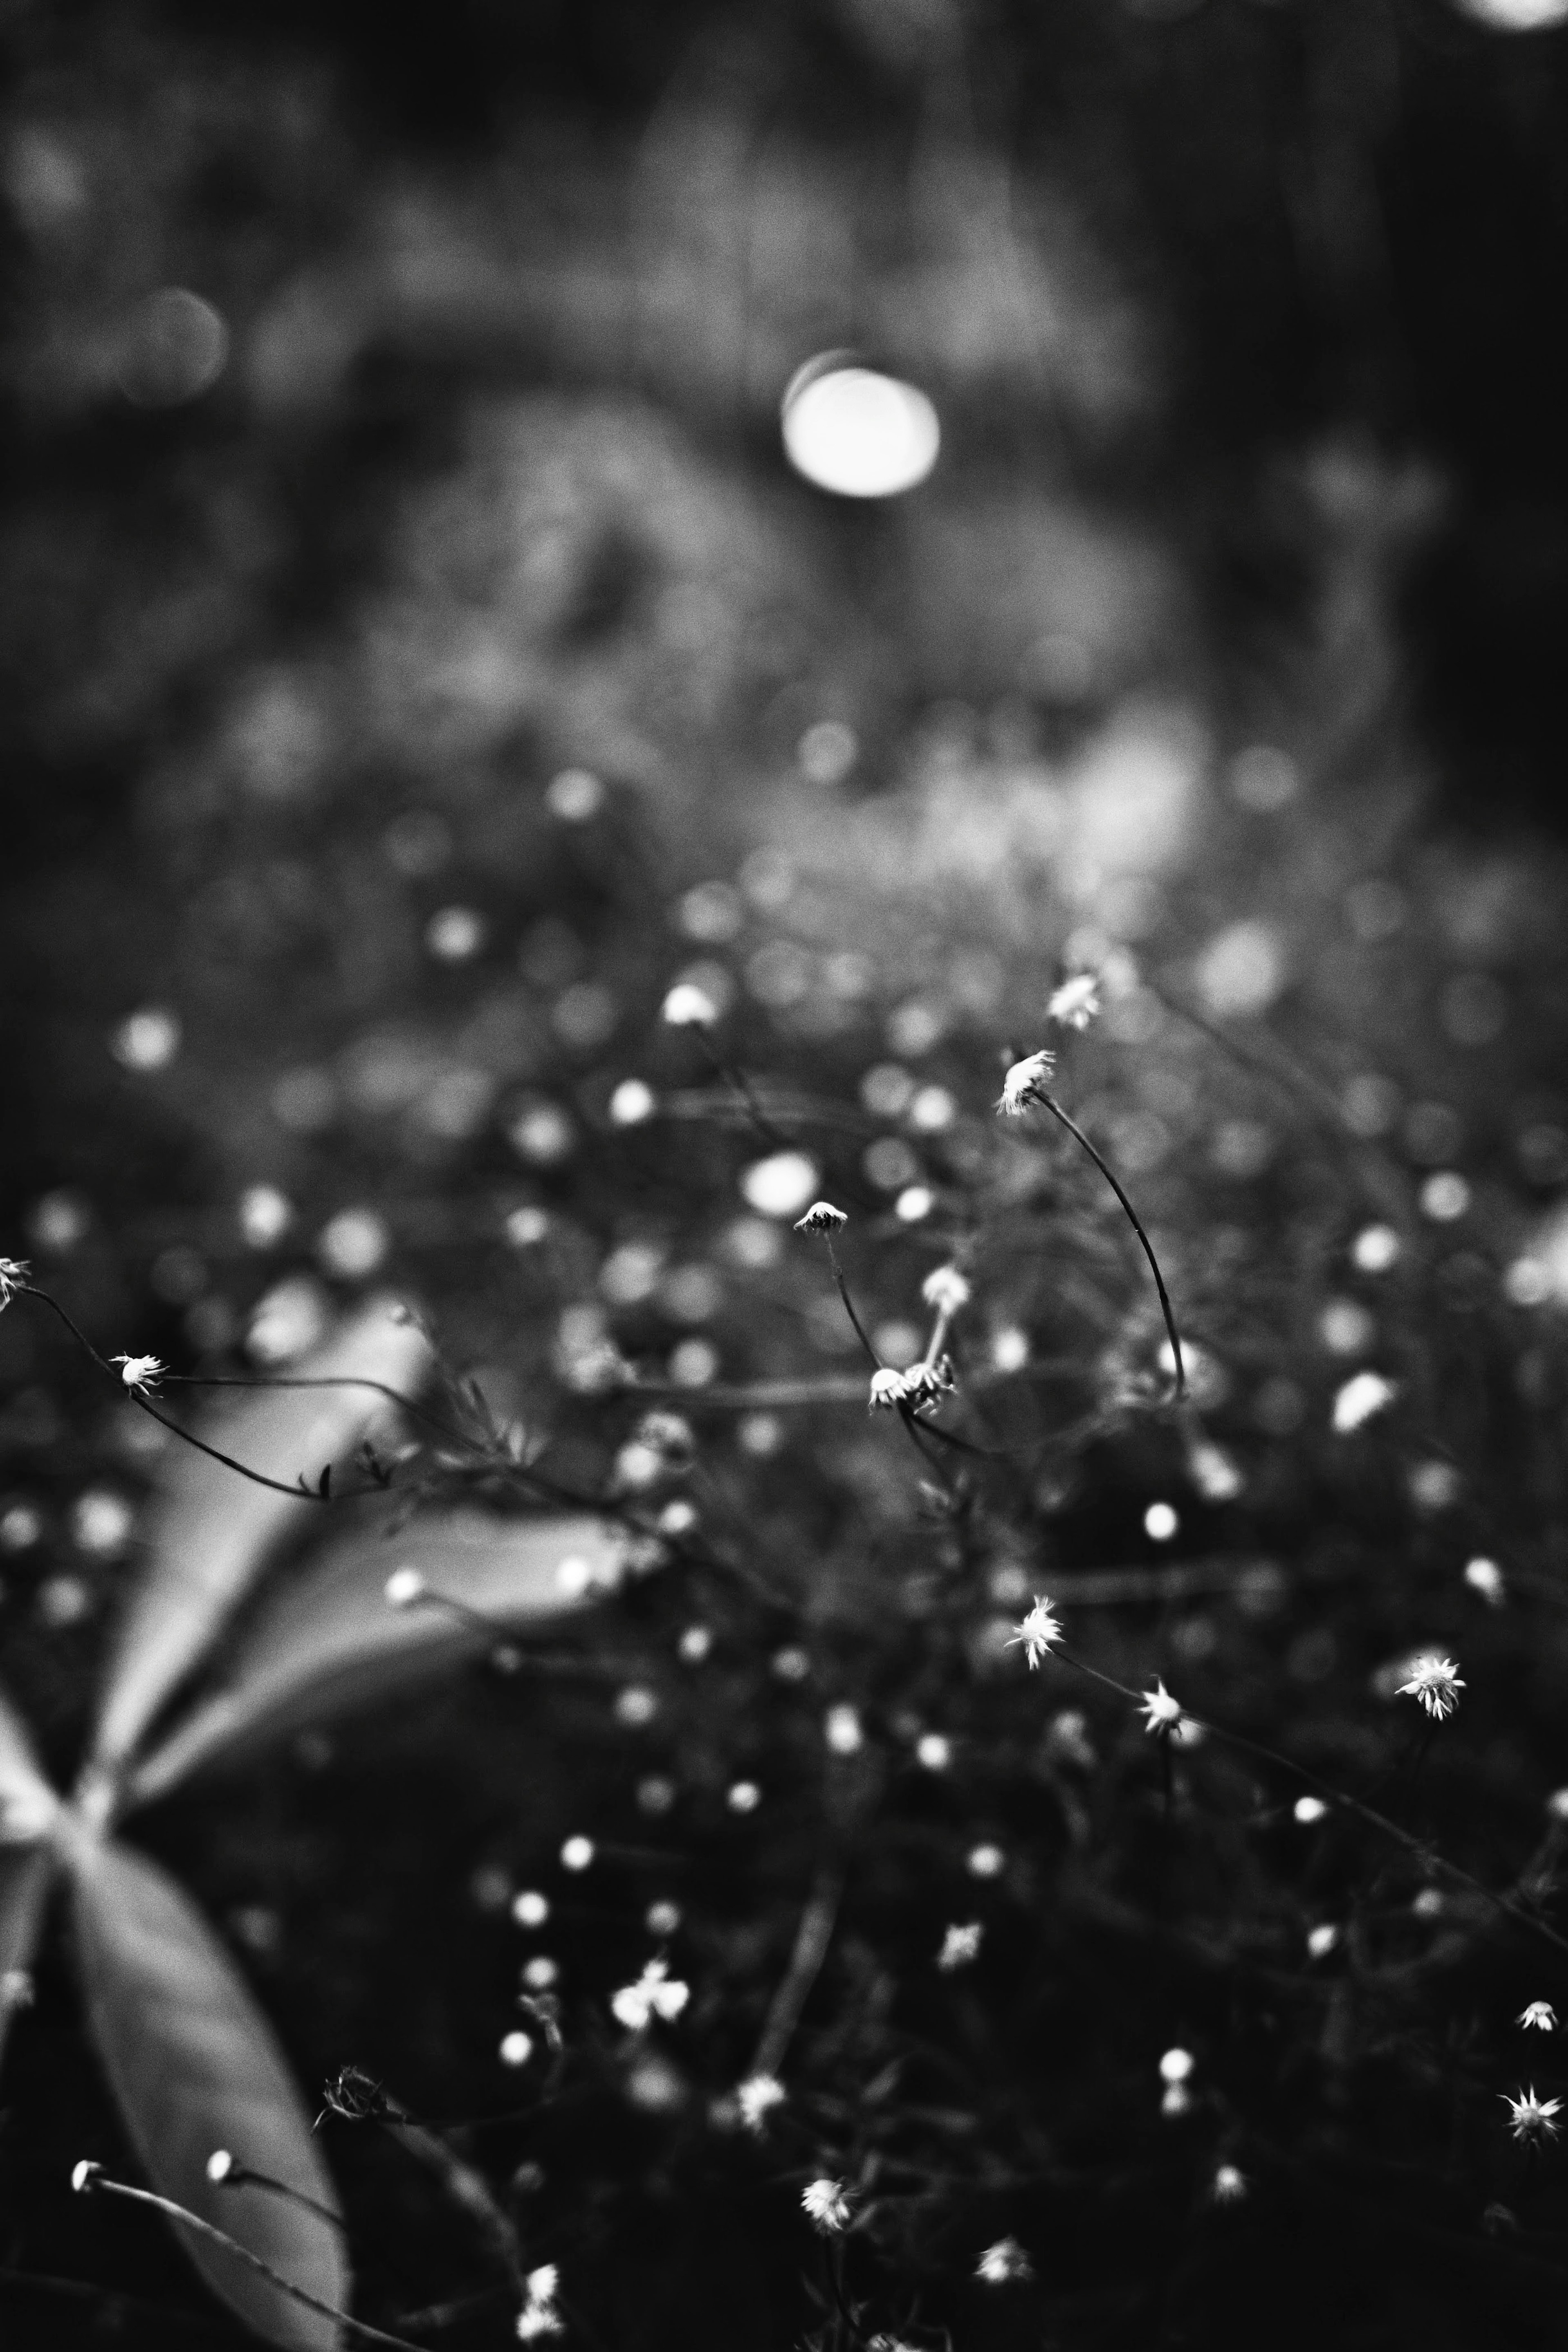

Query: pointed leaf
<box><xmin>124</xmin><ymin>1512</ymin><xmax>622</xmax><ymax>1810</ymax></box>
<box><xmin>71</xmin><ymin>1836</ymin><xmax>347</xmax><ymax>2349</ymax></box>
<box><xmin>0</xmin><ymin>1842</ymin><xmax>55</xmax><ymax>2075</ymax></box>
<box><xmin>92</xmin><ymin>1302</ymin><xmax>431</xmax><ymax>1776</ymax></box>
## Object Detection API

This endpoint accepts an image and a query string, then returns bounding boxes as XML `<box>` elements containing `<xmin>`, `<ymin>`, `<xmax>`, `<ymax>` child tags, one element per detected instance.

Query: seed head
<box><xmin>610</xmin><ymin>1957</ymin><xmax>689</xmax><ymax>2032</ymax></box>
<box><xmin>900</xmin><ymin>1357</ymin><xmax>954</xmax><ymax>1409</ymax></box>
<box><xmin>1005</xmin><ymin>1596</ymin><xmax>1063</xmax><ymax>1668</ymax></box>
<box><xmin>1395</xmin><ymin>1654</ymin><xmax>1464</xmax><ymax>1721</ymax></box>
<box><xmin>996</xmin><ymin>1049</ymin><xmax>1056</xmax><ymax>1117</ymax></box>
<box><xmin>793</xmin><ymin>1200</ymin><xmax>847</xmax><ymax>1236</ymax></box>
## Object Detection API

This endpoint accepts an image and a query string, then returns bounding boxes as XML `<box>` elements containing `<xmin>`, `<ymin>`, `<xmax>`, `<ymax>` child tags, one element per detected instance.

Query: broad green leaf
<box><xmin>124</xmin><ymin>1512</ymin><xmax>622</xmax><ymax>1810</ymax></box>
<box><xmin>71</xmin><ymin>1835</ymin><xmax>347</xmax><ymax>2350</ymax></box>
<box><xmin>91</xmin><ymin>1302</ymin><xmax>431</xmax><ymax>1779</ymax></box>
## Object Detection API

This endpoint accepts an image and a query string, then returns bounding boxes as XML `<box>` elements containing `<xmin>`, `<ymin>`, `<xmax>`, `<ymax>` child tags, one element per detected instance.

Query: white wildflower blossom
<box><xmin>1464</xmin><ymin>1557</ymin><xmax>1506</xmax><ymax>1605</ymax></box>
<box><xmin>1502</xmin><ymin>2087</ymin><xmax>1563</xmax><ymax>2142</ymax></box>
<box><xmin>996</xmin><ymin>1048</ymin><xmax>1056</xmax><ymax>1117</ymax></box>
<box><xmin>1138</xmin><ymin>1679</ymin><xmax>1184</xmax><ymax>1736</ymax></box>
<box><xmin>71</xmin><ymin>2160</ymin><xmax>101</xmax><ymax>2194</ymax></box>
<box><xmin>975</xmin><ymin>2236</ymin><xmax>1032</xmax><ymax>2283</ymax></box>
<box><xmin>384</xmin><ymin>1568</ymin><xmax>427</xmax><ymax>1609</ymax></box>
<box><xmin>515</xmin><ymin>2262</ymin><xmax>563</xmax><ymax>2339</ymax></box>
<box><xmin>111</xmin><ymin>1353</ymin><xmax>164</xmax><ymax>1395</ymax></box>
<box><xmin>735</xmin><ymin>2073</ymin><xmax>786</xmax><ymax>2133</ymax></box>
<box><xmin>1307</xmin><ymin>1923</ymin><xmax>1341</xmax><ymax>1960</ymax></box>
<box><xmin>824</xmin><ymin>1704</ymin><xmax>863</xmax><ymax>1755</ymax></box>
<box><xmin>1159</xmin><ymin>2048</ymin><xmax>1194</xmax><ymax>2084</ymax></box>
<box><xmin>900</xmin><ymin>1357</ymin><xmax>954</xmax><ymax>1408</ymax></box>
<box><xmin>205</xmin><ymin>2149</ymin><xmax>234</xmax><ymax>2183</ymax></box>
<box><xmin>1005</xmin><ymin>1596</ymin><xmax>1064</xmax><ymax>1668</ymax></box>
<box><xmin>1332</xmin><ymin>1370</ymin><xmax>1397</xmax><ymax>1434</ymax></box>
<box><xmin>920</xmin><ymin>1264</ymin><xmax>971</xmax><ymax>1313</ymax></box>
<box><xmin>794</xmin><ymin>1200</ymin><xmax>847</xmax><ymax>1235</ymax></box>
<box><xmin>661</xmin><ymin>982</ymin><xmax>719</xmax><ymax>1029</ymax></box>
<box><xmin>1048</xmin><ymin>973</ymin><xmax>1102</xmax><ymax>1030</ymax></box>
<box><xmin>1212</xmin><ymin>2164</ymin><xmax>1247</xmax><ymax>2203</ymax></box>
<box><xmin>868</xmin><ymin>1367</ymin><xmax>909</xmax><ymax>1411</ymax></box>
<box><xmin>1395</xmin><ymin>1654</ymin><xmax>1465</xmax><ymax>1721</ymax></box>
<box><xmin>0</xmin><ymin>1256</ymin><xmax>30</xmax><ymax>1310</ymax></box>
<box><xmin>802</xmin><ymin>2177</ymin><xmax>854</xmax><ymax>2234</ymax></box>
<box><xmin>610</xmin><ymin>1957</ymin><xmax>689</xmax><ymax>2032</ymax></box>
<box><xmin>937</xmin><ymin>1921</ymin><xmax>984</xmax><ymax>1972</ymax></box>
<box><xmin>1519</xmin><ymin>2002</ymin><xmax>1557</xmax><ymax>2032</ymax></box>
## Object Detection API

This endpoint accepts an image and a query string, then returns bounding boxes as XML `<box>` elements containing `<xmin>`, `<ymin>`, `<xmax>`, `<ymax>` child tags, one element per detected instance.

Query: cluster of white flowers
<box><xmin>515</xmin><ymin>2264</ymin><xmax>563</xmax><ymax>2339</ymax></box>
<box><xmin>609</xmin><ymin>1957</ymin><xmax>689</xmax><ymax>2033</ymax></box>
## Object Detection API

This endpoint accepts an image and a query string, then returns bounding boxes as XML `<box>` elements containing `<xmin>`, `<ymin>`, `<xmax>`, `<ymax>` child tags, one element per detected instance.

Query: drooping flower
<box><xmin>1502</xmin><ymin>2087</ymin><xmax>1563</xmax><ymax>2142</ymax></box>
<box><xmin>1519</xmin><ymin>2002</ymin><xmax>1557</xmax><ymax>2033</ymax></box>
<box><xmin>794</xmin><ymin>1199</ymin><xmax>848</xmax><ymax>1236</ymax></box>
<box><xmin>1048</xmin><ymin>973</ymin><xmax>1101</xmax><ymax>1030</ymax></box>
<box><xmin>610</xmin><ymin>1957</ymin><xmax>689</xmax><ymax>2033</ymax></box>
<box><xmin>1005</xmin><ymin>1596</ymin><xmax>1063</xmax><ymax>1669</ymax></box>
<box><xmin>735</xmin><ymin>2073</ymin><xmax>786</xmax><ymax>2133</ymax></box>
<box><xmin>1395</xmin><ymin>1654</ymin><xmax>1465</xmax><ymax>1721</ymax></box>
<box><xmin>974</xmin><ymin>2236</ymin><xmax>1032</xmax><ymax>2284</ymax></box>
<box><xmin>996</xmin><ymin>1049</ymin><xmax>1056</xmax><ymax>1117</ymax></box>
<box><xmin>802</xmin><ymin>2177</ymin><xmax>854</xmax><ymax>2233</ymax></box>
<box><xmin>111</xmin><ymin>1353</ymin><xmax>164</xmax><ymax>1396</ymax></box>
<box><xmin>868</xmin><ymin>1368</ymin><xmax>909</xmax><ymax>1412</ymax></box>
<box><xmin>1138</xmin><ymin>1679</ymin><xmax>1184</xmax><ymax>1736</ymax></box>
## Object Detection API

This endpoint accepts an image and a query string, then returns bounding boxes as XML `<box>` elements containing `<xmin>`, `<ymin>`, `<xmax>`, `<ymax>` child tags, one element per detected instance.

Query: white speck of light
<box><xmin>781</xmin><ymin>357</ymin><xmax>940</xmax><ymax>499</ymax></box>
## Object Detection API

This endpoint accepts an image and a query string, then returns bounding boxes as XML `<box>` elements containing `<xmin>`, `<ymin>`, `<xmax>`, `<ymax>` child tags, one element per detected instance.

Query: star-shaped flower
<box><xmin>1502</xmin><ymin>2087</ymin><xmax>1563</xmax><ymax>2142</ymax></box>
<box><xmin>1005</xmin><ymin>1596</ymin><xmax>1064</xmax><ymax>1668</ymax></box>
<box><xmin>111</xmin><ymin>1353</ymin><xmax>164</xmax><ymax>1396</ymax></box>
<box><xmin>996</xmin><ymin>1049</ymin><xmax>1056</xmax><ymax>1117</ymax></box>
<box><xmin>1395</xmin><ymin>1654</ymin><xmax>1464</xmax><ymax>1721</ymax></box>
<box><xmin>1138</xmin><ymin>1679</ymin><xmax>1184</xmax><ymax>1736</ymax></box>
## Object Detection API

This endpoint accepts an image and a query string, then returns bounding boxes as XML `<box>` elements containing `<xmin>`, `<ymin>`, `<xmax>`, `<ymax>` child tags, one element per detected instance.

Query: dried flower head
<box><xmin>1519</xmin><ymin>2002</ymin><xmax>1557</xmax><ymax>2032</ymax></box>
<box><xmin>1138</xmin><ymin>1679</ymin><xmax>1184</xmax><ymax>1736</ymax></box>
<box><xmin>794</xmin><ymin>1200</ymin><xmax>847</xmax><ymax>1236</ymax></box>
<box><xmin>868</xmin><ymin>1368</ymin><xmax>909</xmax><ymax>1412</ymax></box>
<box><xmin>0</xmin><ymin>1256</ymin><xmax>30</xmax><ymax>1310</ymax></box>
<box><xmin>1395</xmin><ymin>1654</ymin><xmax>1465</xmax><ymax>1721</ymax></box>
<box><xmin>996</xmin><ymin>1049</ymin><xmax>1056</xmax><ymax>1117</ymax></box>
<box><xmin>1502</xmin><ymin>2087</ymin><xmax>1563</xmax><ymax>2142</ymax></box>
<box><xmin>802</xmin><ymin>2178</ymin><xmax>854</xmax><ymax>2233</ymax></box>
<box><xmin>975</xmin><ymin>2236</ymin><xmax>1032</xmax><ymax>2284</ymax></box>
<box><xmin>1048</xmin><ymin>973</ymin><xmax>1102</xmax><ymax>1030</ymax></box>
<box><xmin>111</xmin><ymin>1353</ymin><xmax>163</xmax><ymax>1396</ymax></box>
<box><xmin>900</xmin><ymin>1357</ymin><xmax>954</xmax><ymax>1408</ymax></box>
<box><xmin>921</xmin><ymin>1264</ymin><xmax>971</xmax><ymax>1313</ymax></box>
<box><xmin>736</xmin><ymin>2073</ymin><xmax>786</xmax><ymax>2133</ymax></box>
<box><xmin>1006</xmin><ymin>1596</ymin><xmax>1064</xmax><ymax>1668</ymax></box>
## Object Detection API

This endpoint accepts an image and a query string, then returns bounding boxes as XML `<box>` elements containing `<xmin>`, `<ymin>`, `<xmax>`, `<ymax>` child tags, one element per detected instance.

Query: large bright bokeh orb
<box><xmin>781</xmin><ymin>356</ymin><xmax>940</xmax><ymax>498</ymax></box>
<box><xmin>1455</xmin><ymin>0</ymin><xmax>1568</xmax><ymax>27</ymax></box>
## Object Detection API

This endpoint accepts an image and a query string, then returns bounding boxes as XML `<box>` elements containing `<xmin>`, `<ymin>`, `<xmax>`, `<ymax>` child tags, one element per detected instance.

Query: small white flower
<box><xmin>975</xmin><ymin>2236</ymin><xmax>1032</xmax><ymax>2283</ymax></box>
<box><xmin>794</xmin><ymin>1200</ymin><xmax>847</xmax><ymax>1235</ymax></box>
<box><xmin>1005</xmin><ymin>1596</ymin><xmax>1064</xmax><ymax>1668</ymax></box>
<box><xmin>1307</xmin><ymin>1923</ymin><xmax>1340</xmax><ymax>1960</ymax></box>
<box><xmin>916</xmin><ymin>1732</ymin><xmax>951</xmax><ymax>1771</ymax></box>
<box><xmin>499</xmin><ymin>2031</ymin><xmax>535</xmax><ymax>2067</ymax></box>
<box><xmin>1502</xmin><ymin>2086</ymin><xmax>1563</xmax><ymax>2141</ymax></box>
<box><xmin>1294</xmin><ymin>1796</ymin><xmax>1329</xmax><ymax>1825</ymax></box>
<box><xmin>1519</xmin><ymin>2002</ymin><xmax>1557</xmax><ymax>2032</ymax></box>
<box><xmin>0</xmin><ymin>1256</ymin><xmax>30</xmax><ymax>1310</ymax></box>
<box><xmin>921</xmin><ymin>1264</ymin><xmax>971</xmax><ymax>1313</ymax></box>
<box><xmin>736</xmin><ymin>2073</ymin><xmax>786</xmax><ymax>2133</ymax></box>
<box><xmin>1048</xmin><ymin>973</ymin><xmax>1101</xmax><ymax>1030</ymax></box>
<box><xmin>996</xmin><ymin>1048</ymin><xmax>1056</xmax><ymax>1117</ymax></box>
<box><xmin>661</xmin><ymin>982</ymin><xmax>719</xmax><ymax>1029</ymax></box>
<box><xmin>610</xmin><ymin>1958</ymin><xmax>689</xmax><ymax>2033</ymax></box>
<box><xmin>1138</xmin><ymin>1679</ymin><xmax>1183</xmax><ymax>1736</ymax></box>
<box><xmin>825</xmin><ymin>1704</ymin><xmax>863</xmax><ymax>1756</ymax></box>
<box><xmin>384</xmin><ymin>1568</ymin><xmax>427</xmax><ymax>1609</ymax></box>
<box><xmin>802</xmin><ymin>2178</ymin><xmax>853</xmax><ymax>2234</ymax></box>
<box><xmin>900</xmin><ymin>1357</ymin><xmax>954</xmax><ymax>1409</ymax></box>
<box><xmin>868</xmin><ymin>1368</ymin><xmax>909</xmax><ymax>1412</ymax></box>
<box><xmin>205</xmin><ymin>2149</ymin><xmax>234</xmax><ymax>2184</ymax></box>
<box><xmin>1212</xmin><ymin>2164</ymin><xmax>1247</xmax><ymax>2203</ymax></box>
<box><xmin>1159</xmin><ymin>2047</ymin><xmax>1194</xmax><ymax>2084</ymax></box>
<box><xmin>561</xmin><ymin>1836</ymin><xmax>595</xmax><ymax>1872</ymax></box>
<box><xmin>1332</xmin><ymin>1370</ymin><xmax>1397</xmax><ymax>1434</ymax></box>
<box><xmin>1464</xmin><ymin>1557</ymin><xmax>1506</xmax><ymax>1606</ymax></box>
<box><xmin>937</xmin><ymin>1922</ymin><xmax>983</xmax><ymax>1972</ymax></box>
<box><xmin>111</xmin><ymin>1353</ymin><xmax>164</xmax><ymax>1396</ymax></box>
<box><xmin>1395</xmin><ymin>1654</ymin><xmax>1464</xmax><ymax>1721</ymax></box>
<box><xmin>515</xmin><ymin>2262</ymin><xmax>563</xmax><ymax>2339</ymax></box>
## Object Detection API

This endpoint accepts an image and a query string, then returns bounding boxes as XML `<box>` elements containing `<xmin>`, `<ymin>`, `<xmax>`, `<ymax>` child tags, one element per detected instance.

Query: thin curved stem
<box><xmin>1037</xmin><ymin>1096</ymin><xmax>1185</xmax><ymax>1398</ymax></box>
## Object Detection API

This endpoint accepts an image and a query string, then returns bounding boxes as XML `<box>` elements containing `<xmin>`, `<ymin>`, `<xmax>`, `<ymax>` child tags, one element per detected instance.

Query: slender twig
<box><xmin>1035</xmin><ymin>1098</ymin><xmax>1186</xmax><ymax>1398</ymax></box>
<box><xmin>73</xmin><ymin>2170</ymin><xmax>420</xmax><ymax>2351</ymax></box>
<box><xmin>751</xmin><ymin>1866</ymin><xmax>845</xmax><ymax>2082</ymax></box>
<box><xmin>824</xmin><ymin>1241</ymin><xmax>880</xmax><ymax>1371</ymax></box>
